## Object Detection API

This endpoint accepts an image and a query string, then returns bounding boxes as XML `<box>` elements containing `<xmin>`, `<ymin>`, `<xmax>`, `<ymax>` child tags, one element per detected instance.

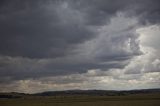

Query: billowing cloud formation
<box><xmin>0</xmin><ymin>0</ymin><xmax>160</xmax><ymax>93</ymax></box>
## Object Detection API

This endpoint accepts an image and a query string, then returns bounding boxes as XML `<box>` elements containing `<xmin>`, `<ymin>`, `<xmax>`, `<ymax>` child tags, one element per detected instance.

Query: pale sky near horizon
<box><xmin>0</xmin><ymin>0</ymin><xmax>160</xmax><ymax>93</ymax></box>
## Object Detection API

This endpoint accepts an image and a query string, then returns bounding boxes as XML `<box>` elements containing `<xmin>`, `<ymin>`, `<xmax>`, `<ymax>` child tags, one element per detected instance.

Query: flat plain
<box><xmin>0</xmin><ymin>93</ymin><xmax>160</xmax><ymax>106</ymax></box>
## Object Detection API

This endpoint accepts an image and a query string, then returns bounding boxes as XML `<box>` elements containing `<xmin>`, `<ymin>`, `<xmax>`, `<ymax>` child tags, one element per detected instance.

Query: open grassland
<box><xmin>0</xmin><ymin>93</ymin><xmax>160</xmax><ymax>106</ymax></box>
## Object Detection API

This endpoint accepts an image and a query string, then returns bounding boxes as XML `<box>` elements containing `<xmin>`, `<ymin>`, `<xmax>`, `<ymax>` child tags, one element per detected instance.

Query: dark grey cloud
<box><xmin>0</xmin><ymin>0</ymin><xmax>159</xmax><ymax>58</ymax></box>
<box><xmin>0</xmin><ymin>0</ymin><xmax>160</xmax><ymax>85</ymax></box>
<box><xmin>0</xmin><ymin>0</ymin><xmax>94</xmax><ymax>58</ymax></box>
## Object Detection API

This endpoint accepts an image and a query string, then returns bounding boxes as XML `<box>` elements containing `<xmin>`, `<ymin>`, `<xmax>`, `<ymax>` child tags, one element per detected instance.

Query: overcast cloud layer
<box><xmin>0</xmin><ymin>0</ymin><xmax>160</xmax><ymax>93</ymax></box>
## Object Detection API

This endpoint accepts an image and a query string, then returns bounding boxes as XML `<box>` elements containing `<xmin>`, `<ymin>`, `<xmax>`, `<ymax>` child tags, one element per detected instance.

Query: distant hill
<box><xmin>1</xmin><ymin>88</ymin><xmax>160</xmax><ymax>98</ymax></box>
<box><xmin>35</xmin><ymin>88</ymin><xmax>160</xmax><ymax>96</ymax></box>
<box><xmin>0</xmin><ymin>92</ymin><xmax>27</xmax><ymax>98</ymax></box>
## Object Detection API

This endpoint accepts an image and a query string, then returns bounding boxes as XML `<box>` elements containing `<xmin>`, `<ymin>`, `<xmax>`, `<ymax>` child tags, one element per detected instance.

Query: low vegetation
<box><xmin>0</xmin><ymin>89</ymin><xmax>160</xmax><ymax>106</ymax></box>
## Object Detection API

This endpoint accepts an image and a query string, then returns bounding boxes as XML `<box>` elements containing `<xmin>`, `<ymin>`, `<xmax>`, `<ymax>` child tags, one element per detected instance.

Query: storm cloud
<box><xmin>0</xmin><ymin>0</ymin><xmax>160</xmax><ymax>93</ymax></box>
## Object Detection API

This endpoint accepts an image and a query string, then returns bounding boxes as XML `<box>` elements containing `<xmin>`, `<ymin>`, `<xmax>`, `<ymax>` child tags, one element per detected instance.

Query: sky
<box><xmin>0</xmin><ymin>0</ymin><xmax>160</xmax><ymax>93</ymax></box>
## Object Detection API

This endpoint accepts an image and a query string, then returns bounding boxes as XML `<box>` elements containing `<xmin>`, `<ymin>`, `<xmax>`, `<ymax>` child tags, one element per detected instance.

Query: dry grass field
<box><xmin>0</xmin><ymin>93</ymin><xmax>160</xmax><ymax>106</ymax></box>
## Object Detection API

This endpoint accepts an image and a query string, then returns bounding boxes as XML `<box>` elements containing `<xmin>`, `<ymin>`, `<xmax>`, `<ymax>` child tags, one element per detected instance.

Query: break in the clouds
<box><xmin>0</xmin><ymin>0</ymin><xmax>160</xmax><ymax>93</ymax></box>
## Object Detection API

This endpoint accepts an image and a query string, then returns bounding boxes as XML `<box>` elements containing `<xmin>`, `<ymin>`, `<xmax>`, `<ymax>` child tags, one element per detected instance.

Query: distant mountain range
<box><xmin>1</xmin><ymin>88</ymin><xmax>160</xmax><ymax>98</ymax></box>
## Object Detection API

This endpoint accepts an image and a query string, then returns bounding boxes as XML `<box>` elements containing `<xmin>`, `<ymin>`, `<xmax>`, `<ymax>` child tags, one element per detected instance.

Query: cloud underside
<box><xmin>0</xmin><ymin>0</ymin><xmax>160</xmax><ymax>93</ymax></box>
